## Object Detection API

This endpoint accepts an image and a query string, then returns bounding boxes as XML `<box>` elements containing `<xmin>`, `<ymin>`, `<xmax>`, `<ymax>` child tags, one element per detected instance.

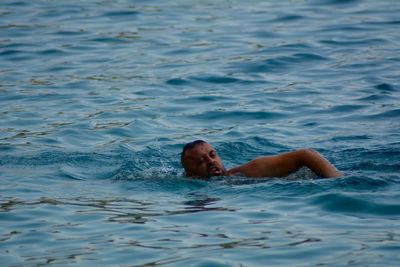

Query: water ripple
<box><xmin>309</xmin><ymin>192</ymin><xmax>400</xmax><ymax>216</ymax></box>
<box><xmin>1</xmin><ymin>0</ymin><xmax>400</xmax><ymax>266</ymax></box>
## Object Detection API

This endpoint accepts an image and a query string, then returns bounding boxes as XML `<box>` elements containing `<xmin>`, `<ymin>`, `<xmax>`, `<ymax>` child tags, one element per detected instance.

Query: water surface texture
<box><xmin>1</xmin><ymin>0</ymin><xmax>400</xmax><ymax>266</ymax></box>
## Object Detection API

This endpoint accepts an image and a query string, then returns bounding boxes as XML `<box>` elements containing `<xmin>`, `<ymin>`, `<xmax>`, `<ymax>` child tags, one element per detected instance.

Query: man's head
<box><xmin>181</xmin><ymin>140</ymin><xmax>227</xmax><ymax>178</ymax></box>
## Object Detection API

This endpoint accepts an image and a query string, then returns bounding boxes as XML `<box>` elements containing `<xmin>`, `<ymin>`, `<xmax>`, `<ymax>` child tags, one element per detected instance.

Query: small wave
<box><xmin>166</xmin><ymin>78</ymin><xmax>190</xmax><ymax>86</ymax></box>
<box><xmin>237</xmin><ymin>53</ymin><xmax>328</xmax><ymax>74</ymax></box>
<box><xmin>312</xmin><ymin>0</ymin><xmax>361</xmax><ymax>5</ymax></box>
<box><xmin>365</xmin><ymin>109</ymin><xmax>400</xmax><ymax>120</ymax></box>
<box><xmin>338</xmin><ymin>146</ymin><xmax>400</xmax><ymax>173</ymax></box>
<box><xmin>102</xmin><ymin>10</ymin><xmax>139</xmax><ymax>17</ymax></box>
<box><xmin>357</xmin><ymin>94</ymin><xmax>393</xmax><ymax>102</ymax></box>
<box><xmin>0</xmin><ymin>49</ymin><xmax>23</xmax><ymax>56</ymax></box>
<box><xmin>374</xmin><ymin>83</ymin><xmax>397</xmax><ymax>92</ymax></box>
<box><xmin>324</xmin><ymin>104</ymin><xmax>367</xmax><ymax>113</ymax></box>
<box><xmin>319</xmin><ymin>38</ymin><xmax>386</xmax><ymax>46</ymax></box>
<box><xmin>89</xmin><ymin>36</ymin><xmax>131</xmax><ymax>44</ymax></box>
<box><xmin>366</xmin><ymin>19</ymin><xmax>400</xmax><ymax>26</ymax></box>
<box><xmin>54</xmin><ymin>30</ymin><xmax>86</xmax><ymax>36</ymax></box>
<box><xmin>38</xmin><ymin>48</ymin><xmax>68</xmax><ymax>56</ymax></box>
<box><xmin>188</xmin><ymin>110</ymin><xmax>287</xmax><ymax>122</ymax></box>
<box><xmin>270</xmin><ymin>14</ymin><xmax>305</xmax><ymax>22</ymax></box>
<box><xmin>190</xmin><ymin>75</ymin><xmax>242</xmax><ymax>84</ymax></box>
<box><xmin>308</xmin><ymin>191</ymin><xmax>400</xmax><ymax>216</ymax></box>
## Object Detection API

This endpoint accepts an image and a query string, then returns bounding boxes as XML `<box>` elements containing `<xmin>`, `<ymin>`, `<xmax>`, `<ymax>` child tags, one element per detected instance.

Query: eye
<box><xmin>210</xmin><ymin>151</ymin><xmax>216</xmax><ymax>158</ymax></box>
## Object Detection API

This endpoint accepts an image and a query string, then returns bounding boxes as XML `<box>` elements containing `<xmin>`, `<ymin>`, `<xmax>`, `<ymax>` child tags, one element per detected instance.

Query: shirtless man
<box><xmin>181</xmin><ymin>140</ymin><xmax>342</xmax><ymax>179</ymax></box>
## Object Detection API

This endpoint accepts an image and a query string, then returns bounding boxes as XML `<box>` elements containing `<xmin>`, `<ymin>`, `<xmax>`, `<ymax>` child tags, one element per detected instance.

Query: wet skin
<box><xmin>182</xmin><ymin>142</ymin><xmax>342</xmax><ymax>179</ymax></box>
<box><xmin>182</xmin><ymin>143</ymin><xmax>227</xmax><ymax>178</ymax></box>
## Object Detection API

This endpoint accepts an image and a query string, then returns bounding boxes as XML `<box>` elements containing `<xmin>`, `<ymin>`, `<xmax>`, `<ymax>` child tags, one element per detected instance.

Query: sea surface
<box><xmin>1</xmin><ymin>0</ymin><xmax>400</xmax><ymax>266</ymax></box>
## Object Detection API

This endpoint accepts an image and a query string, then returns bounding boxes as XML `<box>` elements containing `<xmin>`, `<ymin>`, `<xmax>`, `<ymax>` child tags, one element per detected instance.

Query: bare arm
<box><xmin>228</xmin><ymin>149</ymin><xmax>342</xmax><ymax>178</ymax></box>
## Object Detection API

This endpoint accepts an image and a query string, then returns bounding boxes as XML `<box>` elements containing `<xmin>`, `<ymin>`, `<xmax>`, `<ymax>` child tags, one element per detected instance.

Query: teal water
<box><xmin>1</xmin><ymin>0</ymin><xmax>400</xmax><ymax>266</ymax></box>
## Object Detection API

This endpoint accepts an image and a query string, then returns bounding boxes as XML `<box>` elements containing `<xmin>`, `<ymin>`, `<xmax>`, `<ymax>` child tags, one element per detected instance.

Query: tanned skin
<box><xmin>182</xmin><ymin>141</ymin><xmax>342</xmax><ymax>179</ymax></box>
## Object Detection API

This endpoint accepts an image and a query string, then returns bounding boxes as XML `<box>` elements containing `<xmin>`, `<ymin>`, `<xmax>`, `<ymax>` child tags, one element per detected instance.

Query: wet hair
<box><xmin>180</xmin><ymin>140</ymin><xmax>206</xmax><ymax>168</ymax></box>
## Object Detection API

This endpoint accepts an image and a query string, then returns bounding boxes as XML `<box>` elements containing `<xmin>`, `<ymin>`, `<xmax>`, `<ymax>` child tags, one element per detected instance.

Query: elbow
<box><xmin>302</xmin><ymin>148</ymin><xmax>319</xmax><ymax>155</ymax></box>
<box><xmin>297</xmin><ymin>148</ymin><xmax>320</xmax><ymax>163</ymax></box>
<box><xmin>298</xmin><ymin>148</ymin><xmax>342</xmax><ymax>178</ymax></box>
<box><xmin>294</xmin><ymin>148</ymin><xmax>318</xmax><ymax>169</ymax></box>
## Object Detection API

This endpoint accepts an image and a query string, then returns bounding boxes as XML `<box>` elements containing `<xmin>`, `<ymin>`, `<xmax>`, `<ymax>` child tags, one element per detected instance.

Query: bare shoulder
<box><xmin>227</xmin><ymin>156</ymin><xmax>278</xmax><ymax>178</ymax></box>
<box><xmin>227</xmin><ymin>149</ymin><xmax>321</xmax><ymax>178</ymax></box>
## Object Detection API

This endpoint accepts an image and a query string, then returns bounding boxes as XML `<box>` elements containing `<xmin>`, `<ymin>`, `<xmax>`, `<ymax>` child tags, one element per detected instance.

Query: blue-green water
<box><xmin>1</xmin><ymin>0</ymin><xmax>400</xmax><ymax>266</ymax></box>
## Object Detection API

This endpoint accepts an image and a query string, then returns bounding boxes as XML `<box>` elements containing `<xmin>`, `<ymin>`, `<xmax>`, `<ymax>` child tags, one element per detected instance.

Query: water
<box><xmin>1</xmin><ymin>0</ymin><xmax>400</xmax><ymax>266</ymax></box>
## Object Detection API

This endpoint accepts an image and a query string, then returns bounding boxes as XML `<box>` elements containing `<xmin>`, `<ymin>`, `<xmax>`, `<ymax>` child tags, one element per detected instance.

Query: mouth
<box><xmin>209</xmin><ymin>166</ymin><xmax>222</xmax><ymax>176</ymax></box>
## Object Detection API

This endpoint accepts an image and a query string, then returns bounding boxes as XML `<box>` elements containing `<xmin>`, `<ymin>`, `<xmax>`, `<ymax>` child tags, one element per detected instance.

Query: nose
<box><xmin>205</xmin><ymin>156</ymin><xmax>215</xmax><ymax>165</ymax></box>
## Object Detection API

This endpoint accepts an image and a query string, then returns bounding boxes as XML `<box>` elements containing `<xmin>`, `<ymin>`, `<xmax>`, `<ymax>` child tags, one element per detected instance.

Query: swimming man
<box><xmin>181</xmin><ymin>140</ymin><xmax>342</xmax><ymax>179</ymax></box>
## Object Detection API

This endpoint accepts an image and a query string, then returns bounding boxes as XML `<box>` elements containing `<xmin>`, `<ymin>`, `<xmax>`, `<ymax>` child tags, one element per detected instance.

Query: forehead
<box><xmin>185</xmin><ymin>143</ymin><xmax>215</xmax><ymax>159</ymax></box>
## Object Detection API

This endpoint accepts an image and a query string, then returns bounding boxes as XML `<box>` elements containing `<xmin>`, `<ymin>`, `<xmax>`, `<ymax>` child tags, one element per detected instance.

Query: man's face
<box><xmin>183</xmin><ymin>143</ymin><xmax>226</xmax><ymax>178</ymax></box>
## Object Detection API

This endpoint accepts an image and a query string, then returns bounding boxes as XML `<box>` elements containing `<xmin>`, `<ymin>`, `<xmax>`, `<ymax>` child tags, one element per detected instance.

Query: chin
<box><xmin>209</xmin><ymin>171</ymin><xmax>224</xmax><ymax>177</ymax></box>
